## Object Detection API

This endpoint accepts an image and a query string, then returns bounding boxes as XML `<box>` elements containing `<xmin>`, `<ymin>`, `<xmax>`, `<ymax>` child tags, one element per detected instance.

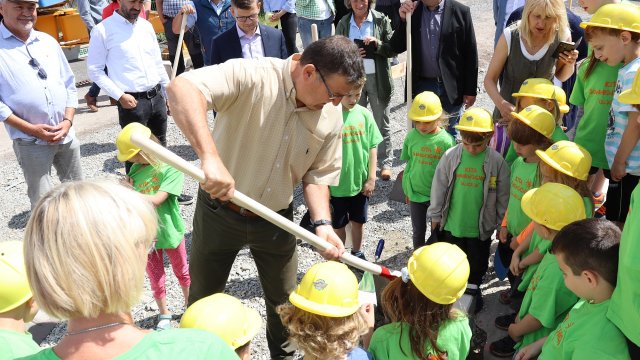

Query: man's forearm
<box><xmin>303</xmin><ymin>182</ymin><xmax>331</xmax><ymax>221</ymax></box>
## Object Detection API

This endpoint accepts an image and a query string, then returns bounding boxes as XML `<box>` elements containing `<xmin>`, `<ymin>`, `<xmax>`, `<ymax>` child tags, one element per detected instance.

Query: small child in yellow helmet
<box><xmin>490</xmin><ymin>183</ymin><xmax>585</xmax><ymax>357</ymax></box>
<box><xmin>582</xmin><ymin>3</ymin><xmax>640</xmax><ymax>223</ymax></box>
<box><xmin>401</xmin><ymin>91</ymin><xmax>456</xmax><ymax>250</ymax></box>
<box><xmin>498</xmin><ymin>105</ymin><xmax>556</xmax><ymax>305</ymax></box>
<box><xmin>515</xmin><ymin>218</ymin><xmax>630</xmax><ymax>359</ymax></box>
<box><xmin>497</xmin><ymin>140</ymin><xmax>594</xmax><ymax>334</ymax></box>
<box><xmin>428</xmin><ymin>107</ymin><xmax>510</xmax><ymax>313</ymax></box>
<box><xmin>278</xmin><ymin>261</ymin><xmax>372</xmax><ymax>360</ymax></box>
<box><xmin>368</xmin><ymin>242</ymin><xmax>472</xmax><ymax>359</ymax></box>
<box><xmin>503</xmin><ymin>78</ymin><xmax>570</xmax><ymax>165</ymax></box>
<box><xmin>180</xmin><ymin>293</ymin><xmax>262</xmax><ymax>359</ymax></box>
<box><xmin>0</xmin><ymin>241</ymin><xmax>40</xmax><ymax>359</ymax></box>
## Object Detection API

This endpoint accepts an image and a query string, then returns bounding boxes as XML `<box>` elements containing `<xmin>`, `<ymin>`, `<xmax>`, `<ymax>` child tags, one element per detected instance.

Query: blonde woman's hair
<box><xmin>277</xmin><ymin>304</ymin><xmax>368</xmax><ymax>359</ymax></box>
<box><xmin>24</xmin><ymin>180</ymin><xmax>157</xmax><ymax>319</ymax></box>
<box><xmin>519</xmin><ymin>0</ymin><xmax>569</xmax><ymax>48</ymax></box>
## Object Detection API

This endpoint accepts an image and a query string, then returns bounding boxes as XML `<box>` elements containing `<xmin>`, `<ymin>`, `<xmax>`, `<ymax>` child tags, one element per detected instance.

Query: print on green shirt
<box><xmin>445</xmin><ymin>149</ymin><xmax>486</xmax><ymax>238</ymax></box>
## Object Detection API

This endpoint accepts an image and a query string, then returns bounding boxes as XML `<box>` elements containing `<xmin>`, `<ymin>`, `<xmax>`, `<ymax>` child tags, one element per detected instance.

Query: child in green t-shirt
<box><xmin>428</xmin><ymin>107</ymin><xmax>510</xmax><ymax>312</ymax></box>
<box><xmin>490</xmin><ymin>183</ymin><xmax>586</xmax><ymax>358</ymax></box>
<box><xmin>497</xmin><ymin>105</ymin><xmax>556</xmax><ymax>305</ymax></box>
<box><xmin>515</xmin><ymin>218</ymin><xmax>630</xmax><ymax>360</ymax></box>
<box><xmin>368</xmin><ymin>243</ymin><xmax>472</xmax><ymax>360</ymax></box>
<box><xmin>181</xmin><ymin>293</ymin><xmax>262</xmax><ymax>359</ymax></box>
<box><xmin>278</xmin><ymin>261</ymin><xmax>373</xmax><ymax>360</ymax></box>
<box><xmin>329</xmin><ymin>82</ymin><xmax>383</xmax><ymax>260</ymax></box>
<box><xmin>401</xmin><ymin>91</ymin><xmax>455</xmax><ymax>249</ymax></box>
<box><xmin>0</xmin><ymin>241</ymin><xmax>41</xmax><ymax>360</ymax></box>
<box><xmin>116</xmin><ymin>131</ymin><xmax>190</xmax><ymax>331</ymax></box>
<box><xmin>504</xmin><ymin>78</ymin><xmax>570</xmax><ymax>166</ymax></box>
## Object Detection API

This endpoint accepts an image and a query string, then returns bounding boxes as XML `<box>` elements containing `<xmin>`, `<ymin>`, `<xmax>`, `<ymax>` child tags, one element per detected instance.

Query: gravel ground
<box><xmin>0</xmin><ymin>1</ymin><xmax>589</xmax><ymax>358</ymax></box>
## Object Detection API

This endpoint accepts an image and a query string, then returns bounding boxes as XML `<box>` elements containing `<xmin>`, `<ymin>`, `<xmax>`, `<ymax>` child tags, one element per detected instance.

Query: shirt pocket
<box><xmin>289</xmin><ymin>125</ymin><xmax>325</xmax><ymax>183</ymax></box>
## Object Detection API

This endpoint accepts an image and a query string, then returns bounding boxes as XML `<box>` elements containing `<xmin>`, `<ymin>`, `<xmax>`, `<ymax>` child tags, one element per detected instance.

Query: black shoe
<box><xmin>495</xmin><ymin>312</ymin><xmax>517</xmax><ymax>330</ymax></box>
<box><xmin>177</xmin><ymin>194</ymin><xmax>193</xmax><ymax>205</ymax></box>
<box><xmin>490</xmin><ymin>335</ymin><xmax>517</xmax><ymax>358</ymax></box>
<box><xmin>351</xmin><ymin>250</ymin><xmax>367</xmax><ymax>261</ymax></box>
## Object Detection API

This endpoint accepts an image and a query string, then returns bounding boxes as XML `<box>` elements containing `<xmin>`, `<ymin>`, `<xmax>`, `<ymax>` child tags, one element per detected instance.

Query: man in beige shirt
<box><xmin>168</xmin><ymin>36</ymin><xmax>365</xmax><ymax>359</ymax></box>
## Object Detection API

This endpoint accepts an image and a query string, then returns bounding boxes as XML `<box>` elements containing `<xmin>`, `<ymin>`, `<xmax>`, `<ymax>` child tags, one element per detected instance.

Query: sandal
<box><xmin>155</xmin><ymin>314</ymin><xmax>172</xmax><ymax>331</ymax></box>
<box><xmin>489</xmin><ymin>335</ymin><xmax>517</xmax><ymax>358</ymax></box>
<box><xmin>495</xmin><ymin>312</ymin><xmax>517</xmax><ymax>330</ymax></box>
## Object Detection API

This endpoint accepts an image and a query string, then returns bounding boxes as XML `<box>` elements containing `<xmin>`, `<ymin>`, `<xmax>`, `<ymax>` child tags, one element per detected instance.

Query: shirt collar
<box><xmin>284</xmin><ymin>54</ymin><xmax>300</xmax><ymax>108</ymax></box>
<box><xmin>349</xmin><ymin>10</ymin><xmax>373</xmax><ymax>27</ymax></box>
<box><xmin>0</xmin><ymin>21</ymin><xmax>38</xmax><ymax>43</ymax></box>
<box><xmin>236</xmin><ymin>23</ymin><xmax>261</xmax><ymax>39</ymax></box>
<box><xmin>424</xmin><ymin>0</ymin><xmax>444</xmax><ymax>12</ymax></box>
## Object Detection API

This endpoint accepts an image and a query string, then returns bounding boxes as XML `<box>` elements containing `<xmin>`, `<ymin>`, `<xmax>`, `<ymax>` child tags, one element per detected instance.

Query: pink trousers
<box><xmin>146</xmin><ymin>238</ymin><xmax>191</xmax><ymax>299</ymax></box>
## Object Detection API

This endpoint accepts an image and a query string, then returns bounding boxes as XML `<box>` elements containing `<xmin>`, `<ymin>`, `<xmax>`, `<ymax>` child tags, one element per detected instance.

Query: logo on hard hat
<box><xmin>313</xmin><ymin>279</ymin><xmax>327</xmax><ymax>291</ymax></box>
<box><xmin>551</xmin><ymin>144</ymin><xmax>559</xmax><ymax>150</ymax></box>
<box><xmin>419</xmin><ymin>104</ymin><xmax>426</xmax><ymax>110</ymax></box>
<box><xmin>466</xmin><ymin>116</ymin><xmax>473</xmax><ymax>122</ymax></box>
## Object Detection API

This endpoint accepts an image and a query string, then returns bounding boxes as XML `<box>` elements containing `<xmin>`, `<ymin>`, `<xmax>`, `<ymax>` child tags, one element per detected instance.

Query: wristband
<box><xmin>311</xmin><ymin>219</ymin><xmax>332</xmax><ymax>228</ymax></box>
<box><xmin>63</xmin><ymin>117</ymin><xmax>73</xmax><ymax>126</ymax></box>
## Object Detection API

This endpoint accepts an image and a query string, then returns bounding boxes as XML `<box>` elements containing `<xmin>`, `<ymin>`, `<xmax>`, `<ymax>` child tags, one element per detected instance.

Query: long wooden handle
<box><xmin>406</xmin><ymin>13</ymin><xmax>412</xmax><ymax>130</ymax></box>
<box><xmin>311</xmin><ymin>23</ymin><xmax>319</xmax><ymax>42</ymax></box>
<box><xmin>129</xmin><ymin>133</ymin><xmax>401</xmax><ymax>279</ymax></box>
<box><xmin>171</xmin><ymin>14</ymin><xmax>188</xmax><ymax>80</ymax></box>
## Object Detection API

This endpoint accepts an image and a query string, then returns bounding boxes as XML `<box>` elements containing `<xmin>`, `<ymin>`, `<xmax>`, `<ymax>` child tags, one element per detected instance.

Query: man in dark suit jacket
<box><xmin>390</xmin><ymin>0</ymin><xmax>478</xmax><ymax>134</ymax></box>
<box><xmin>210</xmin><ymin>0</ymin><xmax>289</xmax><ymax>65</ymax></box>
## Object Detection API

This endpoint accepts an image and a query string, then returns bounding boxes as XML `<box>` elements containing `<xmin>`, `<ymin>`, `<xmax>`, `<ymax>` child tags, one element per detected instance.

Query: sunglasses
<box><xmin>26</xmin><ymin>45</ymin><xmax>47</xmax><ymax>80</ymax></box>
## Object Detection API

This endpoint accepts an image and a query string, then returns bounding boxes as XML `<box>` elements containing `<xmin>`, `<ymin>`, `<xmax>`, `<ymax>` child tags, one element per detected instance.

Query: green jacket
<box><xmin>335</xmin><ymin>10</ymin><xmax>396</xmax><ymax>104</ymax></box>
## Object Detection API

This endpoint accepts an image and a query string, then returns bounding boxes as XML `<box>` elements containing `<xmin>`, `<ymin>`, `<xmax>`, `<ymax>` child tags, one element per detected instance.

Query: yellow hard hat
<box><xmin>115</xmin><ymin>122</ymin><xmax>151</xmax><ymax>162</ymax></box>
<box><xmin>580</xmin><ymin>3</ymin><xmax>640</xmax><ymax>33</ymax></box>
<box><xmin>512</xmin><ymin>78</ymin><xmax>570</xmax><ymax>114</ymax></box>
<box><xmin>180</xmin><ymin>293</ymin><xmax>262</xmax><ymax>349</ymax></box>
<box><xmin>521</xmin><ymin>183</ymin><xmax>586</xmax><ymax>231</ymax></box>
<box><xmin>536</xmin><ymin>141</ymin><xmax>593</xmax><ymax>181</ymax></box>
<box><xmin>0</xmin><ymin>241</ymin><xmax>32</xmax><ymax>313</ymax></box>
<box><xmin>408</xmin><ymin>91</ymin><xmax>443</xmax><ymax>122</ymax></box>
<box><xmin>511</xmin><ymin>105</ymin><xmax>555</xmax><ymax>139</ymax></box>
<box><xmin>407</xmin><ymin>243</ymin><xmax>470</xmax><ymax>305</ymax></box>
<box><xmin>619</xmin><ymin>70</ymin><xmax>640</xmax><ymax>104</ymax></box>
<box><xmin>455</xmin><ymin>107</ymin><xmax>494</xmax><ymax>133</ymax></box>
<box><xmin>289</xmin><ymin>261</ymin><xmax>360</xmax><ymax>317</ymax></box>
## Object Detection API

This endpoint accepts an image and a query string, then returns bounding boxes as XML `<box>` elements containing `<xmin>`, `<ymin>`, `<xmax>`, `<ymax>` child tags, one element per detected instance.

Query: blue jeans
<box><xmin>298</xmin><ymin>16</ymin><xmax>334</xmax><ymax>49</ymax></box>
<box><xmin>414</xmin><ymin>77</ymin><xmax>463</xmax><ymax>136</ymax></box>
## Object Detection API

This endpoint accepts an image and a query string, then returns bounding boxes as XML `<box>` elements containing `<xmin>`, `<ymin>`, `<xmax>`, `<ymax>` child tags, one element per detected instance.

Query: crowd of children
<box><xmin>3</xmin><ymin>1</ymin><xmax>640</xmax><ymax>359</ymax></box>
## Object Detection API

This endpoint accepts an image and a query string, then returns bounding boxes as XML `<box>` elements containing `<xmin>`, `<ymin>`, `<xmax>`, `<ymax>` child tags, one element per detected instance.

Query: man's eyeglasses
<box><xmin>26</xmin><ymin>45</ymin><xmax>47</xmax><ymax>80</ymax></box>
<box><xmin>235</xmin><ymin>13</ymin><xmax>258</xmax><ymax>22</ymax></box>
<box><xmin>316</xmin><ymin>67</ymin><xmax>345</xmax><ymax>100</ymax></box>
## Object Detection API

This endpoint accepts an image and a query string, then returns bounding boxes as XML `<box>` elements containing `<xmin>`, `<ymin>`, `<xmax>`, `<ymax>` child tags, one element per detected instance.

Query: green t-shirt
<box><xmin>129</xmin><ymin>163</ymin><xmax>185</xmax><ymax>249</ymax></box>
<box><xmin>518</xmin><ymin>197</ymin><xmax>594</xmax><ymax>292</ymax></box>
<box><xmin>608</xmin><ymin>183</ymin><xmax>640</xmax><ymax>346</ymax></box>
<box><xmin>444</xmin><ymin>149</ymin><xmax>486</xmax><ymax>238</ymax></box>
<box><xmin>20</xmin><ymin>329</ymin><xmax>239</xmax><ymax>360</ymax></box>
<box><xmin>368</xmin><ymin>314</ymin><xmax>472</xmax><ymax>360</ymax></box>
<box><xmin>540</xmin><ymin>299</ymin><xmax>630</xmax><ymax>360</ymax></box>
<box><xmin>505</xmin><ymin>126</ymin><xmax>568</xmax><ymax>166</ymax></box>
<box><xmin>517</xmin><ymin>252</ymin><xmax>579</xmax><ymax>349</ymax></box>
<box><xmin>506</xmin><ymin>157</ymin><xmax>539</xmax><ymax>236</ymax></box>
<box><xmin>571</xmin><ymin>57</ymin><xmax>621</xmax><ymax>170</ymax></box>
<box><xmin>330</xmin><ymin>104</ymin><xmax>383</xmax><ymax>197</ymax></box>
<box><xmin>0</xmin><ymin>329</ymin><xmax>41</xmax><ymax>360</ymax></box>
<box><xmin>401</xmin><ymin>128</ymin><xmax>456</xmax><ymax>202</ymax></box>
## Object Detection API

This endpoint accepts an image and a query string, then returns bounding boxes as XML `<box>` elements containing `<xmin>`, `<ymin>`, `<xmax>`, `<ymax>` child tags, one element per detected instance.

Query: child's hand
<box><xmin>120</xmin><ymin>176</ymin><xmax>134</xmax><ymax>188</ymax></box>
<box><xmin>499</xmin><ymin>227</ymin><xmax>509</xmax><ymax>243</ymax></box>
<box><xmin>362</xmin><ymin>178</ymin><xmax>375</xmax><ymax>197</ymax></box>
<box><xmin>509</xmin><ymin>256</ymin><xmax>521</xmax><ymax>276</ymax></box>
<box><xmin>611</xmin><ymin>159</ymin><xmax>627</xmax><ymax>182</ymax></box>
<box><xmin>515</xmin><ymin>342</ymin><xmax>543</xmax><ymax>360</ymax></box>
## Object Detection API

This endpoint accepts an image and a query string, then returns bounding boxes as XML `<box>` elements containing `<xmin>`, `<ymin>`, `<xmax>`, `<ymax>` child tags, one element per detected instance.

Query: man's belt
<box><xmin>126</xmin><ymin>84</ymin><xmax>161</xmax><ymax>100</ymax></box>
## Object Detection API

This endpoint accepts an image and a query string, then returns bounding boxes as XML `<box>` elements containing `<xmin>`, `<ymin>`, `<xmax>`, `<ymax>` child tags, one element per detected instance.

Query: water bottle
<box><xmin>374</xmin><ymin>239</ymin><xmax>385</xmax><ymax>262</ymax></box>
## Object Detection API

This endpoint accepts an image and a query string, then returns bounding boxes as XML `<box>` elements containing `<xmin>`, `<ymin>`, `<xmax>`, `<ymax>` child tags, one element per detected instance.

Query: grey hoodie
<box><xmin>427</xmin><ymin>144</ymin><xmax>510</xmax><ymax>240</ymax></box>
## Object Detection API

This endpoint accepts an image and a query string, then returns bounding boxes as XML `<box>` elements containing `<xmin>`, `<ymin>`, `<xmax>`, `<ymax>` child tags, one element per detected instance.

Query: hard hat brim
<box><xmin>580</xmin><ymin>21</ymin><xmax>640</xmax><ymax>33</ymax></box>
<box><xmin>535</xmin><ymin>149</ymin><xmax>588</xmax><ymax>181</ymax></box>
<box><xmin>409</xmin><ymin>112</ymin><xmax>443</xmax><ymax>122</ymax></box>
<box><xmin>520</xmin><ymin>188</ymin><xmax>542</xmax><ymax>228</ymax></box>
<box><xmin>289</xmin><ymin>291</ymin><xmax>360</xmax><ymax>318</ymax></box>
<box><xmin>454</xmin><ymin>125</ymin><xmax>494</xmax><ymax>133</ymax></box>
<box><xmin>229</xmin><ymin>307</ymin><xmax>262</xmax><ymax>349</ymax></box>
<box><xmin>619</xmin><ymin>89</ymin><xmax>640</xmax><ymax>105</ymax></box>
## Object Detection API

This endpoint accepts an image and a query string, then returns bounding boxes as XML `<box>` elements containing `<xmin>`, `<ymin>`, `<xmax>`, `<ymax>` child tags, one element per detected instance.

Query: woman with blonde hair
<box><xmin>484</xmin><ymin>0</ymin><xmax>578</xmax><ymax>156</ymax></box>
<box><xmin>21</xmin><ymin>180</ymin><xmax>237</xmax><ymax>360</ymax></box>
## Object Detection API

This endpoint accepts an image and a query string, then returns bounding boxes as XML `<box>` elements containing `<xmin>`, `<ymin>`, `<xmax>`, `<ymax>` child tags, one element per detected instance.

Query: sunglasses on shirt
<box><xmin>26</xmin><ymin>45</ymin><xmax>47</xmax><ymax>80</ymax></box>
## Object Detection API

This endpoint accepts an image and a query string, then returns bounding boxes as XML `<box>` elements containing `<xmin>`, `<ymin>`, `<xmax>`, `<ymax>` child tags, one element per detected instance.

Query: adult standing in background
<box><xmin>264</xmin><ymin>0</ymin><xmax>298</xmax><ymax>55</ymax></box>
<box><xmin>167</xmin><ymin>36</ymin><xmax>363</xmax><ymax>359</ymax></box>
<box><xmin>390</xmin><ymin>0</ymin><xmax>478</xmax><ymax>136</ymax></box>
<box><xmin>493</xmin><ymin>0</ymin><xmax>525</xmax><ymax>45</ymax></box>
<box><xmin>192</xmin><ymin>0</ymin><xmax>235</xmax><ymax>65</ymax></box>
<box><xmin>0</xmin><ymin>0</ymin><xmax>83</xmax><ymax>208</ymax></box>
<box><xmin>157</xmin><ymin>0</ymin><xmax>203</xmax><ymax>75</ymax></box>
<box><xmin>297</xmin><ymin>0</ymin><xmax>335</xmax><ymax>48</ymax></box>
<box><xmin>336</xmin><ymin>0</ymin><xmax>396</xmax><ymax>180</ymax></box>
<box><xmin>77</xmin><ymin>0</ymin><xmax>109</xmax><ymax>34</ymax></box>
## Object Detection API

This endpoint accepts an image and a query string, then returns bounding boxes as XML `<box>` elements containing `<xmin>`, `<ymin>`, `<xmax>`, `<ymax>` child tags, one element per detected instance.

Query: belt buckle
<box><xmin>146</xmin><ymin>87</ymin><xmax>157</xmax><ymax>99</ymax></box>
<box><xmin>239</xmin><ymin>207</ymin><xmax>250</xmax><ymax>216</ymax></box>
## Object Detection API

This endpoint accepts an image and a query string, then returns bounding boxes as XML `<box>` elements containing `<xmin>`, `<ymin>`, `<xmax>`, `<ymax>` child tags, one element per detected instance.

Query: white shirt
<box><xmin>87</xmin><ymin>11</ymin><xmax>169</xmax><ymax>100</ymax></box>
<box><xmin>237</xmin><ymin>24</ymin><xmax>264</xmax><ymax>59</ymax></box>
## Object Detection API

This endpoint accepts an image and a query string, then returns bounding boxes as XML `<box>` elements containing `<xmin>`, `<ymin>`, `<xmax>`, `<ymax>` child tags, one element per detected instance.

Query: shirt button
<box><xmin>267</xmin><ymin>188</ymin><xmax>271</xmax><ymax>192</ymax></box>
<box><xmin>284</xmin><ymin>136</ymin><xmax>288</xmax><ymax>140</ymax></box>
<box><xmin>276</xmin><ymin>163</ymin><xmax>280</xmax><ymax>168</ymax></box>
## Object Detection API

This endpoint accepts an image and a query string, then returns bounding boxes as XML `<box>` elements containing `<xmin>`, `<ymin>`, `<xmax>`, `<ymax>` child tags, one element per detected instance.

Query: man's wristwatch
<box><xmin>311</xmin><ymin>219</ymin><xmax>332</xmax><ymax>229</ymax></box>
